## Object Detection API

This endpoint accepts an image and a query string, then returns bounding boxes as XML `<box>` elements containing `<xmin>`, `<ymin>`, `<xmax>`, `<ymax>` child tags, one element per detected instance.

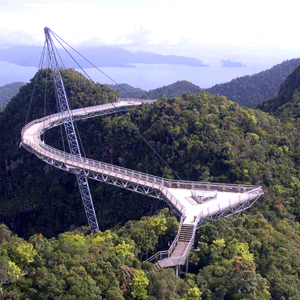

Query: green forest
<box><xmin>2</xmin><ymin>66</ymin><xmax>300</xmax><ymax>299</ymax></box>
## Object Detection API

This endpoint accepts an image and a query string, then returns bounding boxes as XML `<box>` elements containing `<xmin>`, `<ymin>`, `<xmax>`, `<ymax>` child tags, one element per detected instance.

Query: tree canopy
<box><xmin>2</xmin><ymin>68</ymin><xmax>300</xmax><ymax>298</ymax></box>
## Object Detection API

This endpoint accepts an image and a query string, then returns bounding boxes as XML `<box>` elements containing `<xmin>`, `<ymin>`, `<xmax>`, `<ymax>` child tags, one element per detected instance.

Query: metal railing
<box><xmin>147</xmin><ymin>214</ymin><xmax>186</xmax><ymax>263</ymax></box>
<box><xmin>198</xmin><ymin>187</ymin><xmax>263</xmax><ymax>219</ymax></box>
<box><xmin>168</xmin><ymin>215</ymin><xmax>200</xmax><ymax>265</ymax></box>
<box><xmin>21</xmin><ymin>99</ymin><xmax>264</xmax><ymax>270</ymax></box>
<box><xmin>22</xmin><ymin>136</ymin><xmax>188</xmax><ymax>215</ymax></box>
<box><xmin>21</xmin><ymin>99</ymin><xmax>263</xmax><ymax>220</ymax></box>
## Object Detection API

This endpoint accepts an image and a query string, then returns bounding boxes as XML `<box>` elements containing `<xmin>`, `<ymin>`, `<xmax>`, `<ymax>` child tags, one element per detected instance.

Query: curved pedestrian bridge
<box><xmin>21</xmin><ymin>99</ymin><xmax>263</xmax><ymax>272</ymax></box>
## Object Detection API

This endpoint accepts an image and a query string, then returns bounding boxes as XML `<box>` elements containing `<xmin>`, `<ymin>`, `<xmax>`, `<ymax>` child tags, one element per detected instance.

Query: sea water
<box><xmin>0</xmin><ymin>60</ymin><xmax>281</xmax><ymax>90</ymax></box>
<box><xmin>87</xmin><ymin>61</ymin><xmax>275</xmax><ymax>90</ymax></box>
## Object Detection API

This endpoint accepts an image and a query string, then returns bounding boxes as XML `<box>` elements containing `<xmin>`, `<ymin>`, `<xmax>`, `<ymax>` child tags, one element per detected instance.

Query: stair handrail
<box><xmin>168</xmin><ymin>216</ymin><xmax>200</xmax><ymax>265</ymax></box>
<box><xmin>147</xmin><ymin>213</ymin><xmax>185</xmax><ymax>263</ymax></box>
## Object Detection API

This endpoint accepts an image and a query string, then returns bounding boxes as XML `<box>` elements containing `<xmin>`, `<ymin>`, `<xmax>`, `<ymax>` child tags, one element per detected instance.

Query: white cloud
<box><xmin>1</xmin><ymin>0</ymin><xmax>300</xmax><ymax>53</ymax></box>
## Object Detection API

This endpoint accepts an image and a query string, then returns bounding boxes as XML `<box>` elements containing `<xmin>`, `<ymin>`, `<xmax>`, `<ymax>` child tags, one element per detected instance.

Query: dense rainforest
<box><xmin>258</xmin><ymin>64</ymin><xmax>300</xmax><ymax>119</ymax></box>
<box><xmin>2</xmin><ymin>67</ymin><xmax>300</xmax><ymax>299</ymax></box>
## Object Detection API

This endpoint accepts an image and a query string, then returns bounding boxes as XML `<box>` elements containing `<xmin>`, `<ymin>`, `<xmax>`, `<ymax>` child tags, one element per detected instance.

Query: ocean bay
<box><xmin>1</xmin><ymin>60</ymin><xmax>279</xmax><ymax>90</ymax></box>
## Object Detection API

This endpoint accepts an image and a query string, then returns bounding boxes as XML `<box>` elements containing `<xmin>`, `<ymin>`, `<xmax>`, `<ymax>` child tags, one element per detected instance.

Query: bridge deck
<box><xmin>21</xmin><ymin>99</ymin><xmax>263</xmax><ymax>270</ymax></box>
<box><xmin>168</xmin><ymin>188</ymin><xmax>256</xmax><ymax>224</ymax></box>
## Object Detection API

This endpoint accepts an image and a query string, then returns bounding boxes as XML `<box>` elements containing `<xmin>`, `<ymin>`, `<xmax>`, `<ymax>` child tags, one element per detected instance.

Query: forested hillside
<box><xmin>110</xmin><ymin>80</ymin><xmax>201</xmax><ymax>99</ymax></box>
<box><xmin>207</xmin><ymin>58</ymin><xmax>300</xmax><ymax>107</ymax></box>
<box><xmin>257</xmin><ymin>64</ymin><xmax>300</xmax><ymax>119</ymax></box>
<box><xmin>109</xmin><ymin>83</ymin><xmax>147</xmax><ymax>98</ymax></box>
<box><xmin>2</xmin><ymin>69</ymin><xmax>300</xmax><ymax>298</ymax></box>
<box><xmin>0</xmin><ymin>82</ymin><xmax>23</xmax><ymax>111</ymax></box>
<box><xmin>145</xmin><ymin>81</ymin><xmax>201</xmax><ymax>99</ymax></box>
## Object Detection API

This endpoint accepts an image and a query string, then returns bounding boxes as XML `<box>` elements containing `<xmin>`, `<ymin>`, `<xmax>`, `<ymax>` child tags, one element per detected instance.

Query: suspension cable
<box><xmin>45</xmin><ymin>29</ymin><xmax>181</xmax><ymax>180</ymax></box>
<box><xmin>24</xmin><ymin>41</ymin><xmax>47</xmax><ymax>127</ymax></box>
<box><xmin>48</xmin><ymin>32</ymin><xmax>88</xmax><ymax>157</ymax></box>
<box><xmin>42</xmin><ymin>57</ymin><xmax>48</xmax><ymax>142</ymax></box>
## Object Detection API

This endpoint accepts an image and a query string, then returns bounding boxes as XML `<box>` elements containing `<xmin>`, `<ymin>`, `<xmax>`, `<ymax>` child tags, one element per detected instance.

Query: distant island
<box><xmin>0</xmin><ymin>46</ymin><xmax>208</xmax><ymax>68</ymax></box>
<box><xmin>220</xmin><ymin>59</ymin><xmax>246</xmax><ymax>67</ymax></box>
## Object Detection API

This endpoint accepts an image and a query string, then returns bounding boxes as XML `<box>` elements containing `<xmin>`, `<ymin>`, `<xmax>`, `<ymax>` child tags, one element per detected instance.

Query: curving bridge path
<box><xmin>21</xmin><ymin>99</ymin><xmax>263</xmax><ymax>272</ymax></box>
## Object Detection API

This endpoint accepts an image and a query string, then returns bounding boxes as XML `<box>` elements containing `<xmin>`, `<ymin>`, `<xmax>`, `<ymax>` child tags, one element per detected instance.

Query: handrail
<box><xmin>21</xmin><ymin>99</ymin><xmax>262</xmax><ymax>220</ymax></box>
<box><xmin>22</xmin><ymin>137</ymin><xmax>188</xmax><ymax>216</ymax></box>
<box><xmin>21</xmin><ymin>100</ymin><xmax>262</xmax><ymax>194</ymax></box>
<box><xmin>147</xmin><ymin>214</ymin><xmax>185</xmax><ymax>263</ymax></box>
<box><xmin>147</xmin><ymin>188</ymin><xmax>263</xmax><ymax>266</ymax></box>
<box><xmin>21</xmin><ymin>99</ymin><xmax>264</xmax><ymax>270</ymax></box>
<box><xmin>199</xmin><ymin>188</ymin><xmax>263</xmax><ymax>219</ymax></box>
<box><xmin>168</xmin><ymin>216</ymin><xmax>200</xmax><ymax>265</ymax></box>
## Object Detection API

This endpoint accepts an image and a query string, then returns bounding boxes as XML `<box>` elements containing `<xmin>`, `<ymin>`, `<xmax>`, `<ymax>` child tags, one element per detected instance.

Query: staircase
<box><xmin>148</xmin><ymin>222</ymin><xmax>197</xmax><ymax>271</ymax></box>
<box><xmin>179</xmin><ymin>224</ymin><xmax>194</xmax><ymax>243</ymax></box>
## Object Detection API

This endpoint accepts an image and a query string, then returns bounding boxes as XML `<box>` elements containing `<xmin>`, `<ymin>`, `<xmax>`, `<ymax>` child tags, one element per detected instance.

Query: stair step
<box><xmin>179</xmin><ymin>227</ymin><xmax>194</xmax><ymax>242</ymax></box>
<box><xmin>148</xmin><ymin>224</ymin><xmax>197</xmax><ymax>270</ymax></box>
<box><xmin>151</xmin><ymin>263</ymin><xmax>162</xmax><ymax>272</ymax></box>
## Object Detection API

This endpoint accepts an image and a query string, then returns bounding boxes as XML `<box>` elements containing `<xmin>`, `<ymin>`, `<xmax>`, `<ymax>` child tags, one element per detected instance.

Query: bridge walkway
<box><xmin>21</xmin><ymin>99</ymin><xmax>263</xmax><ymax>271</ymax></box>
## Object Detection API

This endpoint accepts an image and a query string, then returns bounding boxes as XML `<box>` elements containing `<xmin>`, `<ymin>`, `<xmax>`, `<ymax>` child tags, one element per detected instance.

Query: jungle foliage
<box><xmin>2</xmin><ymin>68</ymin><xmax>300</xmax><ymax>298</ymax></box>
<box><xmin>110</xmin><ymin>80</ymin><xmax>201</xmax><ymax>100</ymax></box>
<box><xmin>258</xmin><ymin>64</ymin><xmax>300</xmax><ymax>120</ymax></box>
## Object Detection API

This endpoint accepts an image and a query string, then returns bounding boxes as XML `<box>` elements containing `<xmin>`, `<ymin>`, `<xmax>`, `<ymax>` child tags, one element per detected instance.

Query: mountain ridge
<box><xmin>4</xmin><ymin>58</ymin><xmax>300</xmax><ymax>109</ymax></box>
<box><xmin>0</xmin><ymin>82</ymin><xmax>24</xmax><ymax>111</ymax></box>
<box><xmin>109</xmin><ymin>58</ymin><xmax>300</xmax><ymax>107</ymax></box>
<box><xmin>257</xmin><ymin>64</ymin><xmax>300</xmax><ymax>118</ymax></box>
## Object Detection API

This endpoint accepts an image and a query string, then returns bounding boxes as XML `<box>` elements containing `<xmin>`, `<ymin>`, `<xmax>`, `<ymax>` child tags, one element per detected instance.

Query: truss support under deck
<box><xmin>44</xmin><ymin>27</ymin><xmax>99</xmax><ymax>232</ymax></box>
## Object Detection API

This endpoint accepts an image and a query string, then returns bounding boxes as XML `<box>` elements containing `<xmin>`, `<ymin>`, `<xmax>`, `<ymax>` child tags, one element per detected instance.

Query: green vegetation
<box><xmin>146</xmin><ymin>81</ymin><xmax>201</xmax><ymax>99</ymax></box>
<box><xmin>109</xmin><ymin>83</ymin><xmax>147</xmax><ymax>98</ymax></box>
<box><xmin>2</xmin><ymin>67</ymin><xmax>300</xmax><ymax>298</ymax></box>
<box><xmin>0</xmin><ymin>211</ymin><xmax>182</xmax><ymax>299</ymax></box>
<box><xmin>0</xmin><ymin>82</ymin><xmax>24</xmax><ymax>111</ymax></box>
<box><xmin>110</xmin><ymin>81</ymin><xmax>201</xmax><ymax>99</ymax></box>
<box><xmin>258</xmin><ymin>64</ymin><xmax>300</xmax><ymax>120</ymax></box>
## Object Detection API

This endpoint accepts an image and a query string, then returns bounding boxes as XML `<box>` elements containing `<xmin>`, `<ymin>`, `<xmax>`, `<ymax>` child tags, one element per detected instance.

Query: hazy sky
<box><xmin>0</xmin><ymin>0</ymin><xmax>299</xmax><ymax>67</ymax></box>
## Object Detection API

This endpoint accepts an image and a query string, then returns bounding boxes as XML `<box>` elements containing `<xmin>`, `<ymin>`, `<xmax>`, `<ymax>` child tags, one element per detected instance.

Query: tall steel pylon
<box><xmin>44</xmin><ymin>27</ymin><xmax>99</xmax><ymax>232</ymax></box>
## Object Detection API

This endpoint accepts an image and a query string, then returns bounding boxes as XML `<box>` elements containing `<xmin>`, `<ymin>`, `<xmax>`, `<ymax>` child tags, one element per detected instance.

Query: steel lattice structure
<box><xmin>21</xmin><ymin>27</ymin><xmax>263</xmax><ymax>271</ymax></box>
<box><xmin>44</xmin><ymin>27</ymin><xmax>99</xmax><ymax>232</ymax></box>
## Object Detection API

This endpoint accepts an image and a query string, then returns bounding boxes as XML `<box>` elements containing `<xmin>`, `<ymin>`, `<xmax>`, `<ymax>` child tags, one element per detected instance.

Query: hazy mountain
<box><xmin>110</xmin><ymin>59</ymin><xmax>300</xmax><ymax>107</ymax></box>
<box><xmin>110</xmin><ymin>80</ymin><xmax>201</xmax><ymax>99</ymax></box>
<box><xmin>0</xmin><ymin>45</ymin><xmax>208</xmax><ymax>68</ymax></box>
<box><xmin>109</xmin><ymin>83</ymin><xmax>147</xmax><ymax>98</ymax></box>
<box><xmin>206</xmin><ymin>58</ymin><xmax>300</xmax><ymax>107</ymax></box>
<box><xmin>146</xmin><ymin>80</ymin><xmax>201</xmax><ymax>99</ymax></box>
<box><xmin>0</xmin><ymin>82</ymin><xmax>24</xmax><ymax>110</ymax></box>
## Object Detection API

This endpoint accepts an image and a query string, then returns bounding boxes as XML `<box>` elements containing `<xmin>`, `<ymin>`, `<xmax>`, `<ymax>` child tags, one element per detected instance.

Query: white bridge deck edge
<box><xmin>21</xmin><ymin>99</ymin><xmax>263</xmax><ymax>225</ymax></box>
